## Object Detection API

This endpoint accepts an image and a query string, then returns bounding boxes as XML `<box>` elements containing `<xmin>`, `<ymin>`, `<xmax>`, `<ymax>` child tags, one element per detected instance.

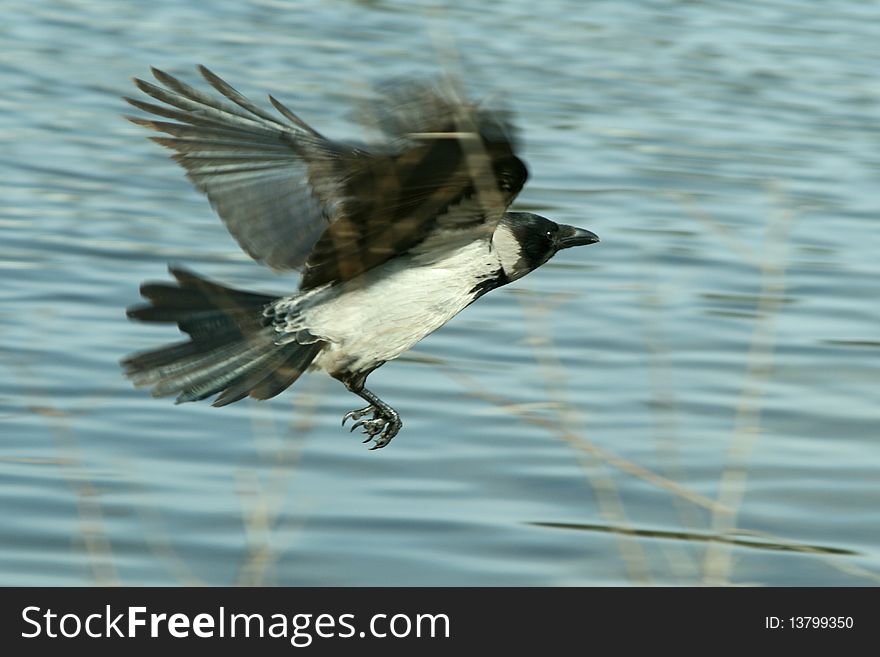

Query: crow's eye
<box><xmin>545</xmin><ymin>230</ymin><xmax>554</xmax><ymax>239</ymax></box>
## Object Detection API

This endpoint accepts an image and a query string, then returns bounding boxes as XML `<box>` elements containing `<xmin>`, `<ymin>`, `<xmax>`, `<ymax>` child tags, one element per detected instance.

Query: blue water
<box><xmin>2</xmin><ymin>0</ymin><xmax>879</xmax><ymax>586</ymax></box>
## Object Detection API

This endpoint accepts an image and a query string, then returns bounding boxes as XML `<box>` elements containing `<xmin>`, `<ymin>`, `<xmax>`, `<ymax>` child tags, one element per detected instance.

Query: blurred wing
<box><xmin>127</xmin><ymin>69</ymin><xmax>527</xmax><ymax>289</ymax></box>
<box><xmin>125</xmin><ymin>66</ymin><xmax>366</xmax><ymax>271</ymax></box>
<box><xmin>298</xmin><ymin>78</ymin><xmax>528</xmax><ymax>290</ymax></box>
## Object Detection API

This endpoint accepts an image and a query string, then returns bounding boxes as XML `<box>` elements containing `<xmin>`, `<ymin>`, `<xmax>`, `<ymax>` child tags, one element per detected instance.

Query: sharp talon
<box><xmin>342</xmin><ymin>405</ymin><xmax>375</xmax><ymax>428</ymax></box>
<box><xmin>339</xmin><ymin>393</ymin><xmax>401</xmax><ymax>449</ymax></box>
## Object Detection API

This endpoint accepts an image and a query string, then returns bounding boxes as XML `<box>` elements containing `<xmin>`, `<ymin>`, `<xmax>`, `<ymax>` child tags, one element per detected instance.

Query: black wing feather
<box><xmin>299</xmin><ymin>79</ymin><xmax>527</xmax><ymax>289</ymax></box>
<box><xmin>126</xmin><ymin>67</ymin><xmax>361</xmax><ymax>271</ymax></box>
<box><xmin>127</xmin><ymin>68</ymin><xmax>527</xmax><ymax>289</ymax></box>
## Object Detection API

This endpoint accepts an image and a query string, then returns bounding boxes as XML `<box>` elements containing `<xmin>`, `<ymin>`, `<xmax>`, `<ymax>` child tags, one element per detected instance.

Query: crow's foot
<box><xmin>342</xmin><ymin>405</ymin><xmax>401</xmax><ymax>450</ymax></box>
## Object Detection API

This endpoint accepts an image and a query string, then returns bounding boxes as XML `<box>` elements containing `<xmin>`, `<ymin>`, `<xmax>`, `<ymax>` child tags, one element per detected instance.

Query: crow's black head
<box><xmin>492</xmin><ymin>211</ymin><xmax>599</xmax><ymax>281</ymax></box>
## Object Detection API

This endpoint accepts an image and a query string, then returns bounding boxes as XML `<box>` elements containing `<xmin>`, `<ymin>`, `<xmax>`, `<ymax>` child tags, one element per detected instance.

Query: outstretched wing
<box><xmin>126</xmin><ymin>65</ymin><xmax>363</xmax><ymax>271</ymax></box>
<box><xmin>127</xmin><ymin>68</ymin><xmax>528</xmax><ymax>290</ymax></box>
<box><xmin>298</xmin><ymin>78</ymin><xmax>527</xmax><ymax>290</ymax></box>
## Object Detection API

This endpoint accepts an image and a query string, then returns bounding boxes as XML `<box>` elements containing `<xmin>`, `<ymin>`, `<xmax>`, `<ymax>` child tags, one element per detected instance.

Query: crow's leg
<box><xmin>340</xmin><ymin>375</ymin><xmax>402</xmax><ymax>450</ymax></box>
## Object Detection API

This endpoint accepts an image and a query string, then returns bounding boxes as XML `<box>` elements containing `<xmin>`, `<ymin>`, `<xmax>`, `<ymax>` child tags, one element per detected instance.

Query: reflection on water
<box><xmin>2</xmin><ymin>0</ymin><xmax>879</xmax><ymax>586</ymax></box>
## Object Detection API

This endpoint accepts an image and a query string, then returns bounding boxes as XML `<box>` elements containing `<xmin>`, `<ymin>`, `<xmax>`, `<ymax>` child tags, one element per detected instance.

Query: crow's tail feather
<box><xmin>122</xmin><ymin>266</ymin><xmax>322</xmax><ymax>406</ymax></box>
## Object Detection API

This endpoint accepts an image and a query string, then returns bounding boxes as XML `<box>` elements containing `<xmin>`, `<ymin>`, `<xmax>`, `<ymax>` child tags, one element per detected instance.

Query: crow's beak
<box><xmin>557</xmin><ymin>225</ymin><xmax>600</xmax><ymax>249</ymax></box>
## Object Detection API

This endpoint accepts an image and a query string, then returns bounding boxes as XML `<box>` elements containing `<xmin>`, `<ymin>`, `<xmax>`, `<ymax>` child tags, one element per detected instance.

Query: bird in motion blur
<box><xmin>122</xmin><ymin>66</ymin><xmax>599</xmax><ymax>449</ymax></box>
